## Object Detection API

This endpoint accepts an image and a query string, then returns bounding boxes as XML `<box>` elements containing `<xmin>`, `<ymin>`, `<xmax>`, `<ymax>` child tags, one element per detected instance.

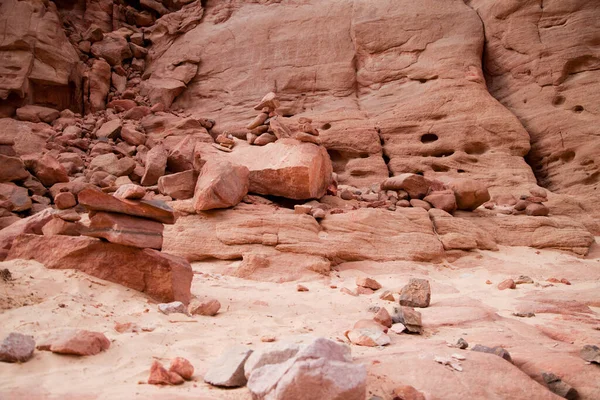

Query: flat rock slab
<box><xmin>37</xmin><ymin>329</ymin><xmax>110</xmax><ymax>356</ymax></box>
<box><xmin>204</xmin><ymin>345</ymin><xmax>253</xmax><ymax>387</ymax></box>
<box><xmin>84</xmin><ymin>212</ymin><xmax>164</xmax><ymax>249</ymax></box>
<box><xmin>7</xmin><ymin>234</ymin><xmax>192</xmax><ymax>304</ymax></box>
<box><xmin>78</xmin><ymin>188</ymin><xmax>175</xmax><ymax>224</ymax></box>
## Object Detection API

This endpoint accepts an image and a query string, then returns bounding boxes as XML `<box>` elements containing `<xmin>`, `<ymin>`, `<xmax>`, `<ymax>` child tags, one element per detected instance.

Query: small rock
<box><xmin>356</xmin><ymin>286</ymin><xmax>374</xmax><ymax>295</ymax></box>
<box><xmin>393</xmin><ymin>385</ymin><xmax>426</xmax><ymax>400</ymax></box>
<box><xmin>244</xmin><ymin>342</ymin><xmax>301</xmax><ymax>379</ymax></box>
<box><xmin>434</xmin><ymin>356</ymin><xmax>462</xmax><ymax>371</ymax></box>
<box><xmin>296</xmin><ymin>284</ymin><xmax>309</xmax><ymax>292</ymax></box>
<box><xmin>580</xmin><ymin>344</ymin><xmax>600</xmax><ymax>364</ymax></box>
<box><xmin>261</xmin><ymin>336</ymin><xmax>276</xmax><ymax>343</ymax></box>
<box><xmin>341</xmin><ymin>287</ymin><xmax>358</xmax><ymax>296</ymax></box>
<box><xmin>373</xmin><ymin>307</ymin><xmax>392</xmax><ymax>328</ymax></box>
<box><xmin>0</xmin><ymin>333</ymin><xmax>35</xmax><ymax>363</ymax></box>
<box><xmin>188</xmin><ymin>297</ymin><xmax>221</xmax><ymax>316</ymax></box>
<box><xmin>114</xmin><ymin>184</ymin><xmax>146</xmax><ymax>200</ymax></box>
<box><xmin>390</xmin><ymin>323</ymin><xmax>406</xmax><ymax>335</ymax></box>
<box><xmin>451</xmin><ymin>353</ymin><xmax>466</xmax><ymax>361</ymax></box>
<box><xmin>204</xmin><ymin>345</ymin><xmax>253</xmax><ymax>387</ymax></box>
<box><xmin>398</xmin><ymin>278</ymin><xmax>431</xmax><ymax>308</ymax></box>
<box><xmin>169</xmin><ymin>357</ymin><xmax>194</xmax><ymax>380</ymax></box>
<box><xmin>345</xmin><ymin>328</ymin><xmax>391</xmax><ymax>347</ymax></box>
<box><xmin>392</xmin><ymin>306</ymin><xmax>422</xmax><ymax>334</ymax></box>
<box><xmin>311</xmin><ymin>208</ymin><xmax>326</xmax><ymax>219</ymax></box>
<box><xmin>541</xmin><ymin>372</ymin><xmax>578</xmax><ymax>400</ymax></box>
<box><xmin>514</xmin><ymin>275</ymin><xmax>534</xmax><ymax>284</ymax></box>
<box><xmin>114</xmin><ymin>322</ymin><xmax>141</xmax><ymax>333</ymax></box>
<box><xmin>456</xmin><ymin>338</ymin><xmax>469</xmax><ymax>349</ymax></box>
<box><xmin>497</xmin><ymin>279</ymin><xmax>516</xmax><ymax>290</ymax></box>
<box><xmin>148</xmin><ymin>360</ymin><xmax>184</xmax><ymax>385</ymax></box>
<box><xmin>38</xmin><ymin>329</ymin><xmax>110</xmax><ymax>356</ymax></box>
<box><xmin>356</xmin><ymin>277</ymin><xmax>382</xmax><ymax>290</ymax></box>
<box><xmin>158</xmin><ymin>301</ymin><xmax>189</xmax><ymax>316</ymax></box>
<box><xmin>525</xmin><ymin>203</ymin><xmax>549</xmax><ymax>216</ymax></box>
<box><xmin>485</xmin><ymin>280</ymin><xmax>493</xmax><ymax>285</ymax></box>
<box><xmin>379</xmin><ymin>290</ymin><xmax>395</xmax><ymax>301</ymax></box>
<box><xmin>512</xmin><ymin>312</ymin><xmax>535</xmax><ymax>318</ymax></box>
<box><xmin>54</xmin><ymin>192</ymin><xmax>77</xmax><ymax>209</ymax></box>
<box><xmin>471</xmin><ymin>344</ymin><xmax>512</xmax><ymax>363</ymax></box>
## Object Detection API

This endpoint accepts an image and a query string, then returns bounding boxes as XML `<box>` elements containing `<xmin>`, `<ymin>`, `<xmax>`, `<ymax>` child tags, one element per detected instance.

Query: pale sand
<box><xmin>0</xmin><ymin>242</ymin><xmax>599</xmax><ymax>399</ymax></box>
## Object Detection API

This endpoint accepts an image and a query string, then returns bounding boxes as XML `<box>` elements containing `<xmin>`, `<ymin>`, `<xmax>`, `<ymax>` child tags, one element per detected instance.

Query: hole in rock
<box><xmin>432</xmin><ymin>164</ymin><xmax>450</xmax><ymax>172</ymax></box>
<box><xmin>321</xmin><ymin>123</ymin><xmax>331</xmax><ymax>130</ymax></box>
<box><xmin>559</xmin><ymin>150</ymin><xmax>576</xmax><ymax>163</ymax></box>
<box><xmin>429</xmin><ymin>149</ymin><xmax>454</xmax><ymax>158</ymax></box>
<box><xmin>464</xmin><ymin>142</ymin><xmax>489</xmax><ymax>155</ymax></box>
<box><xmin>552</xmin><ymin>95</ymin><xmax>565</xmax><ymax>106</ymax></box>
<box><xmin>359</xmin><ymin>153</ymin><xmax>369</xmax><ymax>158</ymax></box>
<box><xmin>264</xmin><ymin>195</ymin><xmax>306</xmax><ymax>210</ymax></box>
<box><xmin>327</xmin><ymin>149</ymin><xmax>350</xmax><ymax>173</ymax></box>
<box><xmin>415</xmin><ymin>171</ymin><xmax>424</xmax><ymax>176</ymax></box>
<box><xmin>457</xmin><ymin>169</ymin><xmax>466</xmax><ymax>173</ymax></box>
<box><xmin>420</xmin><ymin>133</ymin><xmax>438</xmax><ymax>143</ymax></box>
<box><xmin>583</xmin><ymin>171</ymin><xmax>600</xmax><ymax>185</ymax></box>
<box><xmin>572</xmin><ymin>105</ymin><xmax>584</xmax><ymax>113</ymax></box>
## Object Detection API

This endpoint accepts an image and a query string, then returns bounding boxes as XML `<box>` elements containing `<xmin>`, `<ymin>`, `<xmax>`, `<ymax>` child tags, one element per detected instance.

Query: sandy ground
<box><xmin>1</xmin><ymin>242</ymin><xmax>599</xmax><ymax>399</ymax></box>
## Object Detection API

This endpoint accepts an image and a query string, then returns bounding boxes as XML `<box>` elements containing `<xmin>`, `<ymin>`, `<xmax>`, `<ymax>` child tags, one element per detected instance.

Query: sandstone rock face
<box><xmin>194</xmin><ymin>139</ymin><xmax>333</xmax><ymax>200</ymax></box>
<box><xmin>0</xmin><ymin>0</ymin><xmax>80</xmax><ymax>111</ymax></box>
<box><xmin>467</xmin><ymin>0</ymin><xmax>600</xmax><ymax>230</ymax></box>
<box><xmin>7</xmin><ymin>234</ymin><xmax>192</xmax><ymax>303</ymax></box>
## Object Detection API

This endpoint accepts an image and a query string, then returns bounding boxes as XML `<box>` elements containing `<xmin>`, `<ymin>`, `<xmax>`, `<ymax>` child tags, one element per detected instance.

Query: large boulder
<box><xmin>141</xmin><ymin>144</ymin><xmax>168</xmax><ymax>186</ymax></box>
<box><xmin>25</xmin><ymin>154</ymin><xmax>70</xmax><ymax>187</ymax></box>
<box><xmin>446</xmin><ymin>178</ymin><xmax>490</xmax><ymax>211</ymax></box>
<box><xmin>382</xmin><ymin>174</ymin><xmax>432</xmax><ymax>199</ymax></box>
<box><xmin>194</xmin><ymin>139</ymin><xmax>332</xmax><ymax>200</ymax></box>
<box><xmin>15</xmin><ymin>105</ymin><xmax>59</xmax><ymax>123</ymax></box>
<box><xmin>192</xmin><ymin>160</ymin><xmax>249</xmax><ymax>211</ymax></box>
<box><xmin>7</xmin><ymin>234</ymin><xmax>192</xmax><ymax>304</ymax></box>
<box><xmin>158</xmin><ymin>170</ymin><xmax>197</xmax><ymax>200</ymax></box>
<box><xmin>78</xmin><ymin>188</ymin><xmax>176</xmax><ymax>224</ymax></box>
<box><xmin>0</xmin><ymin>208</ymin><xmax>56</xmax><ymax>260</ymax></box>
<box><xmin>90</xmin><ymin>33</ymin><xmax>133</xmax><ymax>66</ymax></box>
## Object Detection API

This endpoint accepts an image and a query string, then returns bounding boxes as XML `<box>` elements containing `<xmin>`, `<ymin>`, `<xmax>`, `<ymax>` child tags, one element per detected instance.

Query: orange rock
<box><xmin>356</xmin><ymin>276</ymin><xmax>382</xmax><ymax>290</ymax></box>
<box><xmin>393</xmin><ymin>385</ymin><xmax>426</xmax><ymax>400</ymax></box>
<box><xmin>296</xmin><ymin>284</ymin><xmax>309</xmax><ymax>292</ymax></box>
<box><xmin>498</xmin><ymin>279</ymin><xmax>516</xmax><ymax>290</ymax></box>
<box><xmin>169</xmin><ymin>357</ymin><xmax>194</xmax><ymax>380</ymax></box>
<box><xmin>374</xmin><ymin>307</ymin><xmax>393</xmax><ymax>328</ymax></box>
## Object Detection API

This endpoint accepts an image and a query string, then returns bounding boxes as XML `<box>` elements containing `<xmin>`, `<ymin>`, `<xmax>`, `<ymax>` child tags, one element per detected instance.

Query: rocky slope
<box><xmin>0</xmin><ymin>0</ymin><xmax>599</xmax><ymax>399</ymax></box>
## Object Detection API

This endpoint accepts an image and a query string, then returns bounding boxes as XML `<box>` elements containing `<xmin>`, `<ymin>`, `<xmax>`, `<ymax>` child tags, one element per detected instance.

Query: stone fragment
<box><xmin>192</xmin><ymin>160</ymin><xmax>249</xmax><ymax>211</ymax></box>
<box><xmin>254</xmin><ymin>92</ymin><xmax>280</xmax><ymax>111</ymax></box>
<box><xmin>393</xmin><ymin>385</ymin><xmax>426</xmax><ymax>400</ymax></box>
<box><xmin>392</xmin><ymin>306</ymin><xmax>422</xmax><ymax>334</ymax></box>
<box><xmin>526</xmin><ymin>203</ymin><xmax>550</xmax><ymax>216</ymax></box>
<box><xmin>399</xmin><ymin>278</ymin><xmax>431</xmax><ymax>308</ymax></box>
<box><xmin>188</xmin><ymin>297</ymin><xmax>221</xmax><ymax>316</ymax></box>
<box><xmin>471</xmin><ymin>345</ymin><xmax>513</xmax><ymax>363</ymax></box>
<box><xmin>296</xmin><ymin>284</ymin><xmax>309</xmax><ymax>292</ymax></box>
<box><xmin>96</xmin><ymin>119</ymin><xmax>122</xmax><ymax>140</ymax></box>
<box><xmin>91</xmin><ymin>34</ymin><xmax>132</xmax><ymax>66</ymax></box>
<box><xmin>0</xmin><ymin>333</ymin><xmax>35</xmax><ymax>363</ymax></box>
<box><xmin>390</xmin><ymin>323</ymin><xmax>406</xmax><ymax>334</ymax></box>
<box><xmin>580</xmin><ymin>345</ymin><xmax>600</xmax><ymax>364</ymax></box>
<box><xmin>379</xmin><ymin>290</ymin><xmax>395</xmax><ymax>301</ymax></box>
<box><xmin>148</xmin><ymin>360</ymin><xmax>184</xmax><ymax>385</ymax></box>
<box><xmin>345</xmin><ymin>329</ymin><xmax>390</xmax><ymax>347</ymax></box>
<box><xmin>90</xmin><ymin>153</ymin><xmax>136</xmax><ymax>177</ymax></box>
<box><xmin>381</xmin><ymin>174</ymin><xmax>432</xmax><ymax>199</ymax></box>
<box><xmin>247</xmin><ymin>113</ymin><xmax>269</xmax><ymax>130</ymax></box>
<box><xmin>457</xmin><ymin>338</ymin><xmax>469</xmax><ymax>349</ymax></box>
<box><xmin>410</xmin><ymin>199</ymin><xmax>431</xmax><ymax>210</ymax></box>
<box><xmin>121</xmin><ymin>125</ymin><xmax>146</xmax><ymax>146</ymax></box>
<box><xmin>84</xmin><ymin>212</ymin><xmax>164</xmax><ymax>249</ymax></box>
<box><xmin>541</xmin><ymin>372</ymin><xmax>578</xmax><ymax>400</ymax></box>
<box><xmin>169</xmin><ymin>357</ymin><xmax>194</xmax><ymax>380</ymax></box>
<box><xmin>7</xmin><ymin>235</ymin><xmax>191</xmax><ymax>304</ymax></box>
<box><xmin>341</xmin><ymin>287</ymin><xmax>358</xmax><ymax>296</ymax></box>
<box><xmin>158</xmin><ymin>301</ymin><xmax>189</xmax><ymax>316</ymax></box>
<box><xmin>424</xmin><ymin>190</ymin><xmax>457</xmax><ymax>213</ymax></box>
<box><xmin>254</xmin><ymin>132</ymin><xmax>277</xmax><ymax>146</ymax></box>
<box><xmin>356</xmin><ymin>276</ymin><xmax>381</xmax><ymax>290</ymax></box>
<box><xmin>515</xmin><ymin>275</ymin><xmax>534</xmax><ymax>285</ymax></box>
<box><xmin>311</xmin><ymin>208</ymin><xmax>326</xmax><ymax>219</ymax></box>
<box><xmin>0</xmin><ymin>155</ymin><xmax>29</xmax><ymax>182</ymax></box>
<box><xmin>78</xmin><ymin>188</ymin><xmax>175</xmax><ymax>224</ymax></box>
<box><xmin>26</xmin><ymin>154</ymin><xmax>70</xmax><ymax>187</ymax></box>
<box><xmin>114</xmin><ymin>184</ymin><xmax>146</xmax><ymax>200</ymax></box>
<box><xmin>204</xmin><ymin>346</ymin><xmax>253</xmax><ymax>387</ymax></box>
<box><xmin>434</xmin><ymin>356</ymin><xmax>463</xmax><ymax>372</ymax></box>
<box><xmin>38</xmin><ymin>329</ymin><xmax>110</xmax><ymax>356</ymax></box>
<box><xmin>498</xmin><ymin>279</ymin><xmax>516</xmax><ymax>290</ymax></box>
<box><xmin>446</xmin><ymin>178</ymin><xmax>490</xmax><ymax>211</ymax></box>
<box><xmin>141</xmin><ymin>145</ymin><xmax>168</xmax><ymax>186</ymax></box>
<box><xmin>54</xmin><ymin>192</ymin><xmax>76</xmax><ymax>210</ymax></box>
<box><xmin>356</xmin><ymin>286</ymin><xmax>374</xmax><ymax>295</ymax></box>
<box><xmin>158</xmin><ymin>170</ymin><xmax>197</xmax><ymax>200</ymax></box>
<box><xmin>373</xmin><ymin>307</ymin><xmax>392</xmax><ymax>328</ymax></box>
<box><xmin>353</xmin><ymin>319</ymin><xmax>388</xmax><ymax>333</ymax></box>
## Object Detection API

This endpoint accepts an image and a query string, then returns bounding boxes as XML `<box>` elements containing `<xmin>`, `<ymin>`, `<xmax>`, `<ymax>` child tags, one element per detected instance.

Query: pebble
<box><xmin>356</xmin><ymin>276</ymin><xmax>382</xmax><ymax>290</ymax></box>
<box><xmin>158</xmin><ymin>301</ymin><xmax>189</xmax><ymax>316</ymax></box>
<box><xmin>296</xmin><ymin>284</ymin><xmax>309</xmax><ymax>292</ymax></box>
